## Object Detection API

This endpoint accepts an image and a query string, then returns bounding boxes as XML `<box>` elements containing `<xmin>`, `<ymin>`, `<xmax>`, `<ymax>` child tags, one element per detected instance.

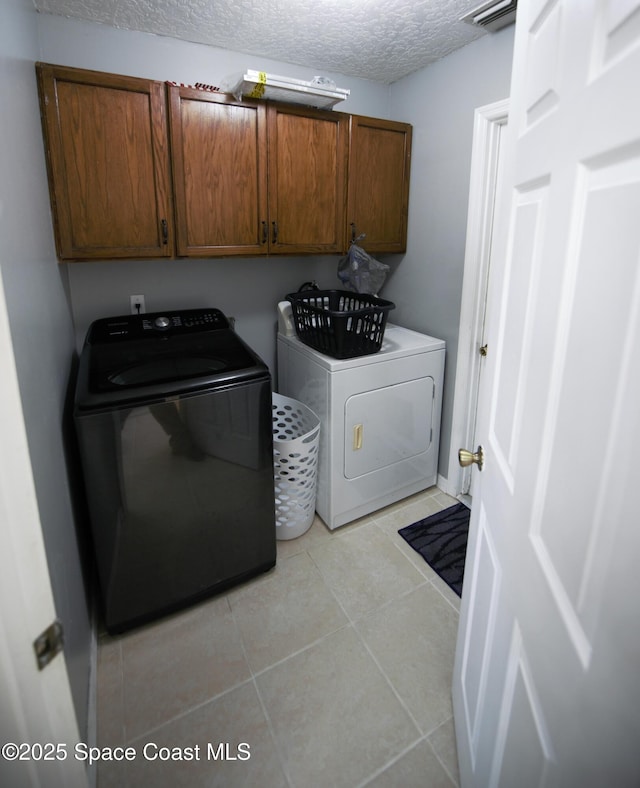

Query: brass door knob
<box><xmin>458</xmin><ymin>446</ymin><xmax>485</xmax><ymax>471</ymax></box>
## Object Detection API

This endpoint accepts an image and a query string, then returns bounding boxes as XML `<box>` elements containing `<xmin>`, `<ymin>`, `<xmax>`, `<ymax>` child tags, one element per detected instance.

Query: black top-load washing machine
<box><xmin>74</xmin><ymin>308</ymin><xmax>276</xmax><ymax>633</ymax></box>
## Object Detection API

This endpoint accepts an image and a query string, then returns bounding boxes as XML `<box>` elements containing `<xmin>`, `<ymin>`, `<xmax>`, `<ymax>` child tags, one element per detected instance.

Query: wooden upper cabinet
<box><xmin>168</xmin><ymin>87</ymin><xmax>268</xmax><ymax>257</ymax></box>
<box><xmin>347</xmin><ymin>116</ymin><xmax>412</xmax><ymax>254</ymax></box>
<box><xmin>36</xmin><ymin>63</ymin><xmax>173</xmax><ymax>261</ymax></box>
<box><xmin>169</xmin><ymin>93</ymin><xmax>348</xmax><ymax>257</ymax></box>
<box><xmin>36</xmin><ymin>64</ymin><xmax>409</xmax><ymax>262</ymax></box>
<box><xmin>267</xmin><ymin>104</ymin><xmax>348</xmax><ymax>255</ymax></box>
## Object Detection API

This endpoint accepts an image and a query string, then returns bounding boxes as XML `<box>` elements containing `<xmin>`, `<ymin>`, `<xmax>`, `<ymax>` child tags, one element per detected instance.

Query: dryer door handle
<box><xmin>353</xmin><ymin>424</ymin><xmax>363</xmax><ymax>451</ymax></box>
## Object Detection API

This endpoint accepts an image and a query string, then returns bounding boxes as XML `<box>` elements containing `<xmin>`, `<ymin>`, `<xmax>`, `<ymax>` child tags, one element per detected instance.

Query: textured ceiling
<box><xmin>34</xmin><ymin>0</ymin><xmax>489</xmax><ymax>84</ymax></box>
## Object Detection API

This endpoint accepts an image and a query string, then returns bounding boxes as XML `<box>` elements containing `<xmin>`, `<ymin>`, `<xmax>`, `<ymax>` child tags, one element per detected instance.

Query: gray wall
<box><xmin>0</xmin><ymin>0</ymin><xmax>91</xmax><ymax>735</ymax></box>
<box><xmin>385</xmin><ymin>27</ymin><xmax>515</xmax><ymax>477</ymax></box>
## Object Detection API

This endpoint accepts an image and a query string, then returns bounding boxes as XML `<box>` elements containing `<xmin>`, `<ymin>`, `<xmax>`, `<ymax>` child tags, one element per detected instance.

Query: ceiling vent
<box><xmin>461</xmin><ymin>0</ymin><xmax>517</xmax><ymax>32</ymax></box>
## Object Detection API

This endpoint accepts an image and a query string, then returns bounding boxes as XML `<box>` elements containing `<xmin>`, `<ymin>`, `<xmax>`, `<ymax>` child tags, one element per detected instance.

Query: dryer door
<box><xmin>344</xmin><ymin>377</ymin><xmax>434</xmax><ymax>479</ymax></box>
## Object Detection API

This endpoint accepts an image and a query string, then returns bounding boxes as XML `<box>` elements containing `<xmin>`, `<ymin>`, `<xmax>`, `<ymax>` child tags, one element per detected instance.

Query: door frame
<box><xmin>447</xmin><ymin>98</ymin><xmax>509</xmax><ymax>501</ymax></box>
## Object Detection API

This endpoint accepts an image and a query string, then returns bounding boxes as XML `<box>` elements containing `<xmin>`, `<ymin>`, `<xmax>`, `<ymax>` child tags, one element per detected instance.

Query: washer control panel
<box><xmin>89</xmin><ymin>308</ymin><xmax>230</xmax><ymax>343</ymax></box>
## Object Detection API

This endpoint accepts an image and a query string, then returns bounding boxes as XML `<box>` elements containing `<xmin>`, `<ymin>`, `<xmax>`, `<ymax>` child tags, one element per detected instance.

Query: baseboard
<box><xmin>437</xmin><ymin>472</ymin><xmax>455</xmax><ymax>497</ymax></box>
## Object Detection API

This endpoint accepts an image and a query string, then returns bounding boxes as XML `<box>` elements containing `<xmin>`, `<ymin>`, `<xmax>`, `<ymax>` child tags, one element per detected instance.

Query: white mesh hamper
<box><xmin>272</xmin><ymin>393</ymin><xmax>320</xmax><ymax>540</ymax></box>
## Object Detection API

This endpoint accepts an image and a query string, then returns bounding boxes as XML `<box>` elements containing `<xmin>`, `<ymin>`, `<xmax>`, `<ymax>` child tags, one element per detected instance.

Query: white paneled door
<box><xmin>452</xmin><ymin>1</ymin><xmax>640</xmax><ymax>786</ymax></box>
<box><xmin>0</xmin><ymin>268</ymin><xmax>84</xmax><ymax>784</ymax></box>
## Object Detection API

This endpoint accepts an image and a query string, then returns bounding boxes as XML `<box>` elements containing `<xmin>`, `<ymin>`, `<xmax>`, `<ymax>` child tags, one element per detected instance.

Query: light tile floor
<box><xmin>96</xmin><ymin>486</ymin><xmax>462</xmax><ymax>788</ymax></box>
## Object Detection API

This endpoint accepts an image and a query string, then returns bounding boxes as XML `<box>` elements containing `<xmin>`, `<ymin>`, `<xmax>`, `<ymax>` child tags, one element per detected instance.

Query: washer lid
<box><xmin>75</xmin><ymin>309</ymin><xmax>270</xmax><ymax>411</ymax></box>
<box><xmin>90</xmin><ymin>331</ymin><xmax>258</xmax><ymax>391</ymax></box>
<box><xmin>107</xmin><ymin>355</ymin><xmax>226</xmax><ymax>387</ymax></box>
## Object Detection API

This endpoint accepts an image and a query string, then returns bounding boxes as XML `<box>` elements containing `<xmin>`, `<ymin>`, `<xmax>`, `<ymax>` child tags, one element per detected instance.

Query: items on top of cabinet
<box><xmin>166</xmin><ymin>80</ymin><xmax>221</xmax><ymax>92</ymax></box>
<box><xmin>228</xmin><ymin>70</ymin><xmax>350</xmax><ymax>109</ymax></box>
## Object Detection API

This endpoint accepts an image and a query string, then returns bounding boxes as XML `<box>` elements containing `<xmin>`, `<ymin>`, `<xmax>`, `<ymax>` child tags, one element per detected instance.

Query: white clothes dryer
<box><xmin>277</xmin><ymin>321</ymin><xmax>445</xmax><ymax>529</ymax></box>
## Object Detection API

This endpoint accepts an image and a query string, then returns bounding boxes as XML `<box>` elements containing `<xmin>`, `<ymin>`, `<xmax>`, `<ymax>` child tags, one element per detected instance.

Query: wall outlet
<box><xmin>130</xmin><ymin>295</ymin><xmax>145</xmax><ymax>314</ymax></box>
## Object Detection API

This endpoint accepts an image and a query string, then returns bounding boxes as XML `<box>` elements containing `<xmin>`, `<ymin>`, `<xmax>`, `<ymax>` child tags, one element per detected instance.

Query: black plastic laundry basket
<box><xmin>286</xmin><ymin>289</ymin><xmax>395</xmax><ymax>359</ymax></box>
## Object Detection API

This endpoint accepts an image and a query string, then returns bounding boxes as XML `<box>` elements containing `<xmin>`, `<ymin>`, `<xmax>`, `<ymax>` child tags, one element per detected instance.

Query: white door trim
<box><xmin>447</xmin><ymin>98</ymin><xmax>509</xmax><ymax>500</ymax></box>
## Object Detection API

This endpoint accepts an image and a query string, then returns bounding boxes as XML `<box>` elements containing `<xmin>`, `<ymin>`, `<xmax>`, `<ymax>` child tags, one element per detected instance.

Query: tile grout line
<box><xmin>339</xmin><ymin>520</ymin><xmax>460</xmax><ymax>786</ymax></box>
<box><xmin>301</xmin><ymin>505</ymin><xmax>457</xmax><ymax>782</ymax></box>
<box><xmin>250</xmin><ymin>672</ymin><xmax>296</xmax><ymax>788</ymax></box>
<box><xmin>354</xmin><ymin>736</ymin><xmax>431</xmax><ymax>788</ymax></box>
<box><xmin>121</xmin><ymin>597</ymin><xmax>254</xmax><ymax>747</ymax></box>
<box><xmin>372</xmin><ymin>507</ymin><xmax>464</xmax><ymax>616</ymax></box>
<box><xmin>305</xmin><ymin>520</ymin><xmax>430</xmax><ymax>623</ymax></box>
<box><xmin>350</xmin><ymin>594</ymin><xmax>427</xmax><ymax>735</ymax></box>
<box><xmin>97</xmin><ymin>486</ymin><xmax>460</xmax><ymax>785</ymax></box>
<box><xmin>226</xmin><ymin>593</ymin><xmax>296</xmax><ymax>788</ymax></box>
<box><xmin>242</xmin><ymin>539</ymin><xmax>430</xmax><ymax>788</ymax></box>
<box><xmin>426</xmin><ymin>716</ymin><xmax>461</xmax><ymax>787</ymax></box>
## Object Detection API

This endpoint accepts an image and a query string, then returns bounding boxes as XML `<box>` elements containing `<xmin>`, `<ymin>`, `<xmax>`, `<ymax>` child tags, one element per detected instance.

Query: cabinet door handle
<box><xmin>351</xmin><ymin>222</ymin><xmax>356</xmax><ymax>243</ymax></box>
<box><xmin>161</xmin><ymin>219</ymin><xmax>168</xmax><ymax>245</ymax></box>
<box><xmin>272</xmin><ymin>221</ymin><xmax>278</xmax><ymax>244</ymax></box>
<box><xmin>261</xmin><ymin>221</ymin><xmax>268</xmax><ymax>244</ymax></box>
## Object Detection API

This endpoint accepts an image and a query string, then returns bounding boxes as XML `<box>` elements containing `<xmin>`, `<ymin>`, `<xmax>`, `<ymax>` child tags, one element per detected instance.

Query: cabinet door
<box><xmin>347</xmin><ymin>116</ymin><xmax>412</xmax><ymax>254</ymax></box>
<box><xmin>36</xmin><ymin>64</ymin><xmax>173</xmax><ymax>261</ymax></box>
<box><xmin>267</xmin><ymin>104</ymin><xmax>348</xmax><ymax>254</ymax></box>
<box><xmin>168</xmin><ymin>88</ymin><xmax>268</xmax><ymax>257</ymax></box>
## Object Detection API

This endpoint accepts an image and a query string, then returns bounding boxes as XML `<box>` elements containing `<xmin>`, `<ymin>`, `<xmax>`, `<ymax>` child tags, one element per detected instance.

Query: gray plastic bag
<box><xmin>337</xmin><ymin>243</ymin><xmax>389</xmax><ymax>295</ymax></box>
